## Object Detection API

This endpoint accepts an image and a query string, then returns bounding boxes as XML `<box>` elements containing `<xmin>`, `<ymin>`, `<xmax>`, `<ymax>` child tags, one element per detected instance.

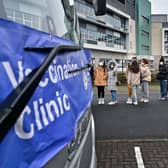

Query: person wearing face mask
<box><xmin>166</xmin><ymin>63</ymin><xmax>168</xmax><ymax>97</ymax></box>
<box><xmin>126</xmin><ymin>62</ymin><xmax>132</xmax><ymax>104</ymax></box>
<box><xmin>140</xmin><ymin>58</ymin><xmax>151</xmax><ymax>103</ymax></box>
<box><xmin>94</xmin><ymin>60</ymin><xmax>108</xmax><ymax>104</ymax></box>
<box><xmin>156</xmin><ymin>56</ymin><xmax>167</xmax><ymax>100</ymax></box>
<box><xmin>107</xmin><ymin>61</ymin><xmax>118</xmax><ymax>105</ymax></box>
<box><xmin>126</xmin><ymin>57</ymin><xmax>137</xmax><ymax>104</ymax></box>
<box><xmin>127</xmin><ymin>60</ymin><xmax>141</xmax><ymax>105</ymax></box>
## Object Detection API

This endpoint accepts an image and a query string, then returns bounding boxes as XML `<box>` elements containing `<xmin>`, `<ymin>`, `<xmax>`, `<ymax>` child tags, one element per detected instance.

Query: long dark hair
<box><xmin>159</xmin><ymin>56</ymin><xmax>165</xmax><ymax>62</ymax></box>
<box><xmin>142</xmin><ymin>58</ymin><xmax>149</xmax><ymax>65</ymax></box>
<box><xmin>130</xmin><ymin>60</ymin><xmax>140</xmax><ymax>73</ymax></box>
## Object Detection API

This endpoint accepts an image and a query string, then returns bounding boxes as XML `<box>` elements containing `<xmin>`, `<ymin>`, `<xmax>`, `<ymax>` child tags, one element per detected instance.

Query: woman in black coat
<box><xmin>157</xmin><ymin>56</ymin><xmax>168</xmax><ymax>100</ymax></box>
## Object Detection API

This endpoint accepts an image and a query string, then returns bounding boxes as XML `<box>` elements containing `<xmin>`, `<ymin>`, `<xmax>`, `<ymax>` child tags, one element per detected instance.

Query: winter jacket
<box><xmin>157</xmin><ymin>64</ymin><xmax>167</xmax><ymax>80</ymax></box>
<box><xmin>107</xmin><ymin>67</ymin><xmax>117</xmax><ymax>91</ymax></box>
<box><xmin>127</xmin><ymin>71</ymin><xmax>140</xmax><ymax>86</ymax></box>
<box><xmin>140</xmin><ymin>64</ymin><xmax>151</xmax><ymax>82</ymax></box>
<box><xmin>94</xmin><ymin>66</ymin><xmax>108</xmax><ymax>86</ymax></box>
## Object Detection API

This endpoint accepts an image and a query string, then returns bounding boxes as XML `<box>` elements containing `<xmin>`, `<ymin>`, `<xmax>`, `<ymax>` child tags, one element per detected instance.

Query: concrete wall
<box><xmin>151</xmin><ymin>22</ymin><xmax>162</xmax><ymax>69</ymax></box>
<box><xmin>127</xmin><ymin>18</ymin><xmax>136</xmax><ymax>59</ymax></box>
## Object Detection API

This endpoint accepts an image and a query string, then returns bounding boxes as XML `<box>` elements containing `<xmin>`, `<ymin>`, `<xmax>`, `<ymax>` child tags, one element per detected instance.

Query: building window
<box><xmin>75</xmin><ymin>1</ymin><xmax>96</xmax><ymax>19</ymax></box>
<box><xmin>141</xmin><ymin>30</ymin><xmax>149</xmax><ymax>38</ymax></box>
<box><xmin>164</xmin><ymin>31</ymin><xmax>168</xmax><ymax>54</ymax></box>
<box><xmin>141</xmin><ymin>16</ymin><xmax>149</xmax><ymax>24</ymax></box>
<box><xmin>106</xmin><ymin>14</ymin><xmax>127</xmax><ymax>32</ymax></box>
<box><xmin>6</xmin><ymin>8</ymin><xmax>41</xmax><ymax>29</ymax></box>
<box><xmin>141</xmin><ymin>45</ymin><xmax>150</xmax><ymax>52</ymax></box>
<box><xmin>164</xmin><ymin>31</ymin><xmax>168</xmax><ymax>41</ymax></box>
<box><xmin>127</xmin><ymin>0</ymin><xmax>135</xmax><ymax>6</ymax></box>
<box><xmin>164</xmin><ymin>42</ymin><xmax>168</xmax><ymax>54</ymax></box>
<box><xmin>118</xmin><ymin>0</ymin><xmax>125</xmax><ymax>4</ymax></box>
<box><xmin>80</xmin><ymin>27</ymin><xmax>126</xmax><ymax>50</ymax></box>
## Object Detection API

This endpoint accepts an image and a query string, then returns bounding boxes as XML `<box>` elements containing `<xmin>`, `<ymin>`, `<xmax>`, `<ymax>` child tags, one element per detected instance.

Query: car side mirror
<box><xmin>92</xmin><ymin>0</ymin><xmax>106</xmax><ymax>15</ymax></box>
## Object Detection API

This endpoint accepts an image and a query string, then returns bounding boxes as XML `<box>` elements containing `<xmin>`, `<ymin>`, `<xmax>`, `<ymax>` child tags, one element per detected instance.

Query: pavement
<box><xmin>96</xmin><ymin>139</ymin><xmax>168</xmax><ymax>168</ymax></box>
<box><xmin>92</xmin><ymin>86</ymin><xmax>168</xmax><ymax>168</ymax></box>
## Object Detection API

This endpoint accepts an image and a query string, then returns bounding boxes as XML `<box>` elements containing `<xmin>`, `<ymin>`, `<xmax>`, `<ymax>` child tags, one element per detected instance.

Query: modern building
<box><xmin>135</xmin><ymin>0</ymin><xmax>152</xmax><ymax>60</ymax></box>
<box><xmin>75</xmin><ymin>0</ymin><xmax>136</xmax><ymax>69</ymax></box>
<box><xmin>151</xmin><ymin>14</ymin><xmax>168</xmax><ymax>69</ymax></box>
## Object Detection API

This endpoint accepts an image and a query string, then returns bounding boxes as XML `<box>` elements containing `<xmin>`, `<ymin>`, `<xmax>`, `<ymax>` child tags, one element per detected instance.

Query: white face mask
<box><xmin>160</xmin><ymin>62</ymin><xmax>163</xmax><ymax>65</ymax></box>
<box><xmin>99</xmin><ymin>62</ymin><xmax>103</xmax><ymax>66</ymax></box>
<box><xmin>110</xmin><ymin>65</ymin><xmax>114</xmax><ymax>69</ymax></box>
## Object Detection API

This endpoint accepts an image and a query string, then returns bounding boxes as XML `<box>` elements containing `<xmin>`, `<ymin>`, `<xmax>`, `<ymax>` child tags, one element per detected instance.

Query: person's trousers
<box><xmin>160</xmin><ymin>80</ymin><xmax>167</xmax><ymax>98</ymax></box>
<box><xmin>141</xmin><ymin>81</ymin><xmax>149</xmax><ymax>99</ymax></box>
<box><xmin>97</xmin><ymin>86</ymin><xmax>105</xmax><ymax>98</ymax></box>
<box><xmin>127</xmin><ymin>84</ymin><xmax>132</xmax><ymax>97</ymax></box>
<box><xmin>132</xmin><ymin>85</ymin><xmax>138</xmax><ymax>102</ymax></box>
<box><xmin>111</xmin><ymin>90</ymin><xmax>117</xmax><ymax>102</ymax></box>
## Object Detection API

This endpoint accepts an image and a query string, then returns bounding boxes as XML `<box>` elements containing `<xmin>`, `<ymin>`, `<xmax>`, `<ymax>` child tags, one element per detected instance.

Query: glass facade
<box><xmin>80</xmin><ymin>28</ymin><xmax>126</xmax><ymax>49</ymax></box>
<box><xmin>75</xmin><ymin>0</ymin><xmax>128</xmax><ymax>51</ymax></box>
<box><xmin>106</xmin><ymin>14</ymin><xmax>127</xmax><ymax>32</ymax></box>
<box><xmin>6</xmin><ymin>8</ymin><xmax>41</xmax><ymax>29</ymax></box>
<box><xmin>75</xmin><ymin>1</ymin><xmax>96</xmax><ymax>19</ymax></box>
<box><xmin>164</xmin><ymin>30</ymin><xmax>168</xmax><ymax>54</ymax></box>
<box><xmin>1</xmin><ymin>0</ymin><xmax>81</xmax><ymax>44</ymax></box>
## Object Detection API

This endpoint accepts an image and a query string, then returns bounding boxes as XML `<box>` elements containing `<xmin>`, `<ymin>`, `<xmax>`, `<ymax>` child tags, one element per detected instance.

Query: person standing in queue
<box><xmin>156</xmin><ymin>56</ymin><xmax>168</xmax><ymax>100</ymax></box>
<box><xmin>126</xmin><ymin>62</ymin><xmax>132</xmax><ymax>104</ymax></box>
<box><xmin>140</xmin><ymin>58</ymin><xmax>151</xmax><ymax>103</ymax></box>
<box><xmin>107</xmin><ymin>61</ymin><xmax>118</xmax><ymax>105</ymax></box>
<box><xmin>94</xmin><ymin>60</ymin><xmax>108</xmax><ymax>104</ymax></box>
<box><xmin>126</xmin><ymin>57</ymin><xmax>137</xmax><ymax>104</ymax></box>
<box><xmin>127</xmin><ymin>60</ymin><xmax>141</xmax><ymax>105</ymax></box>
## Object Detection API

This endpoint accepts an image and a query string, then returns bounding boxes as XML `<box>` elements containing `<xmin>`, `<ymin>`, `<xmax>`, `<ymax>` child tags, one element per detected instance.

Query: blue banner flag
<box><xmin>0</xmin><ymin>19</ymin><xmax>93</xmax><ymax>168</ymax></box>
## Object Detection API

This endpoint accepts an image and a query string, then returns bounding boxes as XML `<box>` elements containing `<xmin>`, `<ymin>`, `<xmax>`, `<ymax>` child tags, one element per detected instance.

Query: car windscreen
<box><xmin>0</xmin><ymin>0</ymin><xmax>80</xmax><ymax>44</ymax></box>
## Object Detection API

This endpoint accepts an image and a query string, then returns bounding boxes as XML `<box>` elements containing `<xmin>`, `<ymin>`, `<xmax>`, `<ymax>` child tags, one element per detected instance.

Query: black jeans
<box><xmin>97</xmin><ymin>86</ymin><xmax>105</xmax><ymax>98</ymax></box>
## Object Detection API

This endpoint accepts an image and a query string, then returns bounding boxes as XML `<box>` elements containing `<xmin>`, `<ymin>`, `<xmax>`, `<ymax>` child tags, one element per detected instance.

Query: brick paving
<box><xmin>96</xmin><ymin>140</ymin><xmax>168</xmax><ymax>168</ymax></box>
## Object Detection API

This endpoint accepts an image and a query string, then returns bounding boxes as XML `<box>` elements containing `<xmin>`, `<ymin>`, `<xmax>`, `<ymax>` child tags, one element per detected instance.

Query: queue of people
<box><xmin>94</xmin><ymin>60</ymin><xmax>108</xmax><ymax>104</ymax></box>
<box><xmin>93</xmin><ymin>56</ymin><xmax>168</xmax><ymax>105</ymax></box>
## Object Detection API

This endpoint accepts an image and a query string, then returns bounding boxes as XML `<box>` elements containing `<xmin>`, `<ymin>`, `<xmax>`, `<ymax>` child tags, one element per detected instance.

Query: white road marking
<box><xmin>134</xmin><ymin>146</ymin><xmax>145</xmax><ymax>168</ymax></box>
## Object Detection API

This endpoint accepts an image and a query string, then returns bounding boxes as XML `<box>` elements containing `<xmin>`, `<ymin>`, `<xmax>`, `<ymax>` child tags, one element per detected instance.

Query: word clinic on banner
<box><xmin>14</xmin><ymin>90</ymin><xmax>71</xmax><ymax>139</ymax></box>
<box><xmin>2</xmin><ymin>60</ymin><xmax>80</xmax><ymax>139</ymax></box>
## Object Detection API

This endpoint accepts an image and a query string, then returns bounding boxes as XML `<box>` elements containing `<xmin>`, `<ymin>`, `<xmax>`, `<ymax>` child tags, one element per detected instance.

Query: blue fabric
<box><xmin>111</xmin><ymin>90</ymin><xmax>117</xmax><ymax>102</ymax></box>
<box><xmin>132</xmin><ymin>85</ymin><xmax>138</xmax><ymax>102</ymax></box>
<box><xmin>160</xmin><ymin>80</ymin><xmax>167</xmax><ymax>98</ymax></box>
<box><xmin>0</xmin><ymin>19</ymin><xmax>93</xmax><ymax>168</ymax></box>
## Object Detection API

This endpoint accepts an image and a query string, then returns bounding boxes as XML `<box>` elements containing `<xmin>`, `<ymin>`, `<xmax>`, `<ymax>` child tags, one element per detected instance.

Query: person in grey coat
<box><xmin>107</xmin><ymin>61</ymin><xmax>118</xmax><ymax>105</ymax></box>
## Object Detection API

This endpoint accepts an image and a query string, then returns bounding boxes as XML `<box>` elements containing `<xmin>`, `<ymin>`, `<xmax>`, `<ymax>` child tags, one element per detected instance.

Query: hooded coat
<box><xmin>107</xmin><ymin>61</ymin><xmax>118</xmax><ymax>91</ymax></box>
<box><xmin>140</xmin><ymin>64</ymin><xmax>151</xmax><ymax>82</ymax></box>
<box><xmin>94</xmin><ymin>66</ymin><xmax>108</xmax><ymax>86</ymax></box>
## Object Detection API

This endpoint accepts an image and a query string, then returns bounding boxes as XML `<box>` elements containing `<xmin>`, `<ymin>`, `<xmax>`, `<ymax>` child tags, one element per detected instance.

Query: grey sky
<box><xmin>150</xmin><ymin>0</ymin><xmax>168</xmax><ymax>14</ymax></box>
